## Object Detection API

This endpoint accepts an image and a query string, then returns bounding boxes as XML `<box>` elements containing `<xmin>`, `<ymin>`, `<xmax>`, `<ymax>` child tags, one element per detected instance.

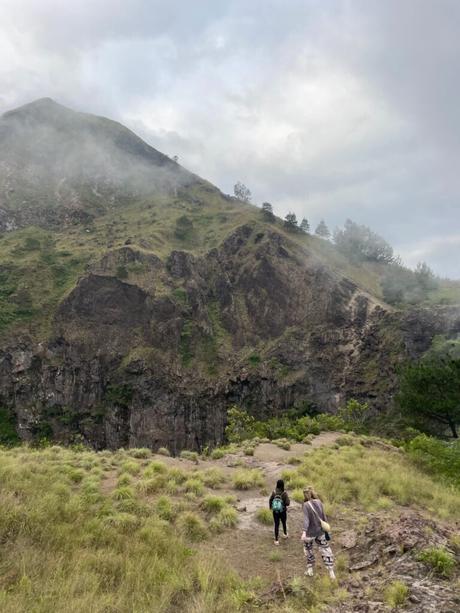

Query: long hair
<box><xmin>276</xmin><ymin>479</ymin><xmax>285</xmax><ymax>492</ymax></box>
<box><xmin>303</xmin><ymin>485</ymin><xmax>319</xmax><ymax>502</ymax></box>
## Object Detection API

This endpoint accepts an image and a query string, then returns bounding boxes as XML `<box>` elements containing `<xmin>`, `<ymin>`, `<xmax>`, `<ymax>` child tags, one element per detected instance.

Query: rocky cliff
<box><xmin>0</xmin><ymin>99</ymin><xmax>459</xmax><ymax>451</ymax></box>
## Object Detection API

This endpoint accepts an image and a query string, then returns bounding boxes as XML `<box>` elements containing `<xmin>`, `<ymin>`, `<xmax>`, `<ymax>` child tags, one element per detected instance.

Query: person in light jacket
<box><xmin>301</xmin><ymin>486</ymin><xmax>335</xmax><ymax>580</ymax></box>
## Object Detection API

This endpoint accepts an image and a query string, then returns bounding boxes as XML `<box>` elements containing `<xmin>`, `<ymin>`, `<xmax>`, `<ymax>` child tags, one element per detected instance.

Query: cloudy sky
<box><xmin>1</xmin><ymin>0</ymin><xmax>459</xmax><ymax>277</ymax></box>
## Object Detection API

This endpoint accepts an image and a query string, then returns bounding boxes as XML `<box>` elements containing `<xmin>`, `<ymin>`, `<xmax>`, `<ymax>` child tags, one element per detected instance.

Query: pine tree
<box><xmin>261</xmin><ymin>202</ymin><xmax>275</xmax><ymax>222</ymax></box>
<box><xmin>300</xmin><ymin>218</ymin><xmax>310</xmax><ymax>234</ymax></box>
<box><xmin>284</xmin><ymin>212</ymin><xmax>298</xmax><ymax>232</ymax></box>
<box><xmin>315</xmin><ymin>220</ymin><xmax>330</xmax><ymax>239</ymax></box>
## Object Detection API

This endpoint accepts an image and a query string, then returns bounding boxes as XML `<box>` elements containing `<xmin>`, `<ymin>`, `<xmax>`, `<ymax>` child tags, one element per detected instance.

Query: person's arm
<box><xmin>301</xmin><ymin>503</ymin><xmax>310</xmax><ymax>539</ymax></box>
<box><xmin>268</xmin><ymin>492</ymin><xmax>274</xmax><ymax>510</ymax></box>
<box><xmin>318</xmin><ymin>500</ymin><xmax>327</xmax><ymax>521</ymax></box>
<box><xmin>283</xmin><ymin>491</ymin><xmax>290</xmax><ymax>507</ymax></box>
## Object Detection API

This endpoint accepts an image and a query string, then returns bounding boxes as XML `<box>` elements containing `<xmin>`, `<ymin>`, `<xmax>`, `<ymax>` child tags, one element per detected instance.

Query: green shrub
<box><xmin>68</xmin><ymin>468</ymin><xmax>85</xmax><ymax>483</ymax></box>
<box><xmin>201</xmin><ymin>495</ymin><xmax>227</xmax><ymax>513</ymax></box>
<box><xmin>0</xmin><ymin>407</ymin><xmax>20</xmax><ymax>446</ymax></box>
<box><xmin>184</xmin><ymin>478</ymin><xmax>204</xmax><ymax>496</ymax></box>
<box><xmin>255</xmin><ymin>508</ymin><xmax>272</xmax><ymax>525</ymax></box>
<box><xmin>177</xmin><ymin>512</ymin><xmax>207</xmax><ymax>542</ymax></box>
<box><xmin>180</xmin><ymin>450</ymin><xmax>199</xmax><ymax>463</ymax></box>
<box><xmin>210</xmin><ymin>507</ymin><xmax>239</xmax><ymax>532</ymax></box>
<box><xmin>136</xmin><ymin>476</ymin><xmax>167</xmax><ymax>495</ymax></box>
<box><xmin>416</xmin><ymin>547</ymin><xmax>456</xmax><ymax>577</ymax></box>
<box><xmin>103</xmin><ymin>512</ymin><xmax>139</xmax><ymax>533</ymax></box>
<box><xmin>291</xmin><ymin>488</ymin><xmax>304</xmax><ymax>503</ymax></box>
<box><xmin>143</xmin><ymin>460</ymin><xmax>168</xmax><ymax>477</ymax></box>
<box><xmin>117</xmin><ymin>473</ymin><xmax>132</xmax><ymax>487</ymax></box>
<box><xmin>384</xmin><ymin>580</ymin><xmax>409</xmax><ymax>608</ymax></box>
<box><xmin>120</xmin><ymin>460</ymin><xmax>141</xmax><ymax>475</ymax></box>
<box><xmin>232</xmin><ymin>469</ymin><xmax>265</xmax><ymax>490</ymax></box>
<box><xmin>112</xmin><ymin>486</ymin><xmax>135</xmax><ymax>501</ymax></box>
<box><xmin>335</xmin><ymin>435</ymin><xmax>356</xmax><ymax>447</ymax></box>
<box><xmin>157</xmin><ymin>447</ymin><xmax>171</xmax><ymax>457</ymax></box>
<box><xmin>167</xmin><ymin>467</ymin><xmax>187</xmax><ymax>485</ymax></box>
<box><xmin>406</xmin><ymin>435</ymin><xmax>460</xmax><ymax>487</ymax></box>
<box><xmin>156</xmin><ymin>495</ymin><xmax>175</xmax><ymax>521</ymax></box>
<box><xmin>225</xmin><ymin>406</ymin><xmax>256</xmax><ymax>443</ymax></box>
<box><xmin>210</xmin><ymin>447</ymin><xmax>226</xmax><ymax>460</ymax></box>
<box><xmin>243</xmin><ymin>446</ymin><xmax>255</xmax><ymax>456</ymax></box>
<box><xmin>337</xmin><ymin>399</ymin><xmax>370</xmax><ymax>432</ymax></box>
<box><xmin>269</xmin><ymin>551</ymin><xmax>282</xmax><ymax>562</ymax></box>
<box><xmin>200</xmin><ymin>467</ymin><xmax>225</xmax><ymax>488</ymax></box>
<box><xmin>128</xmin><ymin>447</ymin><xmax>151</xmax><ymax>459</ymax></box>
<box><xmin>274</xmin><ymin>439</ymin><xmax>291</xmax><ymax>451</ymax></box>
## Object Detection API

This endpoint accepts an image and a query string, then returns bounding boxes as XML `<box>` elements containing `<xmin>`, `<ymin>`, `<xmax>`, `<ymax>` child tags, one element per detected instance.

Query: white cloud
<box><xmin>0</xmin><ymin>0</ymin><xmax>459</xmax><ymax>277</ymax></box>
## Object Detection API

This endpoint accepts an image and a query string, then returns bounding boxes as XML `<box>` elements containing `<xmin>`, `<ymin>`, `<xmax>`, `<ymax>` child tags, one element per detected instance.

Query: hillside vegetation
<box><xmin>0</xmin><ymin>433</ymin><xmax>458</xmax><ymax>612</ymax></box>
<box><xmin>0</xmin><ymin>102</ymin><xmax>459</xmax><ymax>342</ymax></box>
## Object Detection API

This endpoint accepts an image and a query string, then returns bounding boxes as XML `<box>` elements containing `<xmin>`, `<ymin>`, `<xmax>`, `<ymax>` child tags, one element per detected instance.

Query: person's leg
<box><xmin>273</xmin><ymin>512</ymin><xmax>280</xmax><ymax>542</ymax></box>
<box><xmin>304</xmin><ymin>537</ymin><xmax>315</xmax><ymax>575</ymax></box>
<box><xmin>281</xmin><ymin>510</ymin><xmax>288</xmax><ymax>537</ymax></box>
<box><xmin>315</xmin><ymin>534</ymin><xmax>335</xmax><ymax>579</ymax></box>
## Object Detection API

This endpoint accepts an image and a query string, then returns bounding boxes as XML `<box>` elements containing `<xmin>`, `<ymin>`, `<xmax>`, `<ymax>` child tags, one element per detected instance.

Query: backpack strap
<box><xmin>307</xmin><ymin>500</ymin><xmax>321</xmax><ymax>520</ymax></box>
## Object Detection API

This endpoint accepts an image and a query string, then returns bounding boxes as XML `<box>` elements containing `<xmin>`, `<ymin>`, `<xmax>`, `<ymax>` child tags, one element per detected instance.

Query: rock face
<box><xmin>1</xmin><ymin>98</ymin><xmax>459</xmax><ymax>451</ymax></box>
<box><xmin>1</xmin><ymin>223</ymin><xmax>459</xmax><ymax>451</ymax></box>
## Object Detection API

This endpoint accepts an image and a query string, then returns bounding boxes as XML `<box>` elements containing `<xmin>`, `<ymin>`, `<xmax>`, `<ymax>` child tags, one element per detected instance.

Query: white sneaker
<box><xmin>274</xmin><ymin>540</ymin><xmax>279</xmax><ymax>546</ymax></box>
<box><xmin>282</xmin><ymin>533</ymin><xmax>289</xmax><ymax>539</ymax></box>
<box><xmin>328</xmin><ymin>569</ymin><xmax>336</xmax><ymax>580</ymax></box>
<box><xmin>305</xmin><ymin>566</ymin><xmax>314</xmax><ymax>577</ymax></box>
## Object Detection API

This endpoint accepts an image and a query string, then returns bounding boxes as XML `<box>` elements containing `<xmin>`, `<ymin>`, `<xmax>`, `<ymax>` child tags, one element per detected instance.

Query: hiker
<box><xmin>269</xmin><ymin>479</ymin><xmax>290</xmax><ymax>545</ymax></box>
<box><xmin>301</xmin><ymin>486</ymin><xmax>336</xmax><ymax>580</ymax></box>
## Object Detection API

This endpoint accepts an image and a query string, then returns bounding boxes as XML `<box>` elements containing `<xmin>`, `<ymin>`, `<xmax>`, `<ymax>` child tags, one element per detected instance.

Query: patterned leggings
<box><xmin>303</xmin><ymin>534</ymin><xmax>334</xmax><ymax>569</ymax></box>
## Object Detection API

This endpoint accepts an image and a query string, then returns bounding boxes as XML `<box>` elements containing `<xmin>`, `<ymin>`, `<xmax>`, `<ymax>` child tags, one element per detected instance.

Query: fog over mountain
<box><xmin>1</xmin><ymin>0</ymin><xmax>459</xmax><ymax>277</ymax></box>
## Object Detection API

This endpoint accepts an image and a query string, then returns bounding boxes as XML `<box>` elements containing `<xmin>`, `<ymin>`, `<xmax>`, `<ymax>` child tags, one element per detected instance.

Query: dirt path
<box><xmin>201</xmin><ymin>433</ymin><xmax>342</xmax><ymax>588</ymax></box>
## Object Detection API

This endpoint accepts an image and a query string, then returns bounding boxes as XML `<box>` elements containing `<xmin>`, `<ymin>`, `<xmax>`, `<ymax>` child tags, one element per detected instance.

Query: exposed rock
<box><xmin>0</xmin><ymin>224</ymin><xmax>459</xmax><ymax>450</ymax></box>
<box><xmin>338</xmin><ymin>530</ymin><xmax>358</xmax><ymax>549</ymax></box>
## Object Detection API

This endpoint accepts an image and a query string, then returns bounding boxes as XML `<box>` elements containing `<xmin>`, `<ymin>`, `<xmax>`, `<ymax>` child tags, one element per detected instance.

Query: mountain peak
<box><xmin>2</xmin><ymin>97</ymin><xmax>74</xmax><ymax>122</ymax></box>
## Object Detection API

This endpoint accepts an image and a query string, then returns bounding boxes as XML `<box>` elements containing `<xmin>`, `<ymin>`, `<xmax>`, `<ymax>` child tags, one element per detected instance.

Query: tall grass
<box><xmin>287</xmin><ymin>444</ymin><xmax>460</xmax><ymax>518</ymax></box>
<box><xmin>0</xmin><ymin>445</ymin><xmax>248</xmax><ymax>612</ymax></box>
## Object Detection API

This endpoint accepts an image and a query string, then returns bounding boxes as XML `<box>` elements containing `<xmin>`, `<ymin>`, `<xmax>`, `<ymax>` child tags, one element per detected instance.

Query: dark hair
<box><xmin>276</xmin><ymin>479</ymin><xmax>285</xmax><ymax>491</ymax></box>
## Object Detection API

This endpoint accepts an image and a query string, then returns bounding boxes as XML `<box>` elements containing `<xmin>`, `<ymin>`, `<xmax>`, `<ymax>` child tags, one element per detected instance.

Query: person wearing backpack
<box><xmin>269</xmin><ymin>479</ymin><xmax>290</xmax><ymax>545</ymax></box>
<box><xmin>301</xmin><ymin>486</ymin><xmax>336</xmax><ymax>580</ymax></box>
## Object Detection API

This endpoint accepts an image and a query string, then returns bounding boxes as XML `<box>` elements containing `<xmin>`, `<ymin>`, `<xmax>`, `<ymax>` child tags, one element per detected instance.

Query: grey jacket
<box><xmin>302</xmin><ymin>498</ymin><xmax>327</xmax><ymax>537</ymax></box>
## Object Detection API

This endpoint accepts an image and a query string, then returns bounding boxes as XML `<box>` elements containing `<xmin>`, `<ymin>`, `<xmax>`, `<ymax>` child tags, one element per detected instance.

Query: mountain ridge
<box><xmin>0</xmin><ymin>99</ymin><xmax>459</xmax><ymax>449</ymax></box>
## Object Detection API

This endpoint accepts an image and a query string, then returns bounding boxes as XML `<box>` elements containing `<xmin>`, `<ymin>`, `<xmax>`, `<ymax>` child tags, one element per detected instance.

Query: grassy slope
<box><xmin>0</xmin><ymin>435</ymin><xmax>458</xmax><ymax>612</ymax></box>
<box><xmin>1</xmin><ymin>179</ymin><xmax>459</xmax><ymax>342</ymax></box>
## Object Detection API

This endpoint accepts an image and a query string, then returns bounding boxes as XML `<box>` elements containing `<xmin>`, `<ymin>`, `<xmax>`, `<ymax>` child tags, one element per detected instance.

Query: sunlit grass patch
<box><xmin>155</xmin><ymin>495</ymin><xmax>176</xmax><ymax>521</ymax></box>
<box><xmin>184</xmin><ymin>478</ymin><xmax>204</xmax><ymax>496</ymax></box>
<box><xmin>111</xmin><ymin>486</ymin><xmax>135</xmax><ymax>501</ymax></box>
<box><xmin>290</xmin><ymin>444</ymin><xmax>460</xmax><ymax>518</ymax></box>
<box><xmin>157</xmin><ymin>447</ymin><xmax>171</xmax><ymax>457</ymax></box>
<box><xmin>200</xmin><ymin>467</ymin><xmax>226</xmax><ymax>488</ymax></box>
<box><xmin>255</xmin><ymin>508</ymin><xmax>273</xmax><ymax>525</ymax></box>
<box><xmin>384</xmin><ymin>580</ymin><xmax>409</xmax><ymax>608</ymax></box>
<box><xmin>201</xmin><ymin>495</ymin><xmax>227</xmax><ymax>513</ymax></box>
<box><xmin>232</xmin><ymin>469</ymin><xmax>265</xmax><ymax>490</ymax></box>
<box><xmin>210</xmin><ymin>507</ymin><xmax>239</xmax><ymax>532</ymax></box>
<box><xmin>416</xmin><ymin>547</ymin><xmax>456</xmax><ymax>577</ymax></box>
<box><xmin>143</xmin><ymin>460</ymin><xmax>168</xmax><ymax>477</ymax></box>
<box><xmin>177</xmin><ymin>511</ymin><xmax>208</xmax><ymax>542</ymax></box>
<box><xmin>180</xmin><ymin>450</ymin><xmax>199</xmax><ymax>463</ymax></box>
<box><xmin>128</xmin><ymin>447</ymin><xmax>151</xmax><ymax>459</ymax></box>
<box><xmin>210</xmin><ymin>448</ymin><xmax>226</xmax><ymax>460</ymax></box>
<box><xmin>119</xmin><ymin>460</ymin><xmax>141</xmax><ymax>476</ymax></box>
